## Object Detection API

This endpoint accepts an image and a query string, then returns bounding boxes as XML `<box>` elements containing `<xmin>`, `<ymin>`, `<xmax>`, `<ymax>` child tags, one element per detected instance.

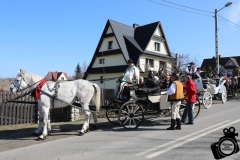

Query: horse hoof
<box><xmin>79</xmin><ymin>132</ymin><xmax>84</xmax><ymax>136</ymax></box>
<box><xmin>36</xmin><ymin>137</ymin><xmax>44</xmax><ymax>141</ymax></box>
<box><xmin>86</xmin><ymin>128</ymin><xmax>89</xmax><ymax>133</ymax></box>
<box><xmin>32</xmin><ymin>132</ymin><xmax>40</xmax><ymax>137</ymax></box>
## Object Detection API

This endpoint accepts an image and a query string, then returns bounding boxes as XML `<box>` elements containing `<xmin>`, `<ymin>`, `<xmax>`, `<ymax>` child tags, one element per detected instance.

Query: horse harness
<box><xmin>46</xmin><ymin>81</ymin><xmax>60</xmax><ymax>108</ymax></box>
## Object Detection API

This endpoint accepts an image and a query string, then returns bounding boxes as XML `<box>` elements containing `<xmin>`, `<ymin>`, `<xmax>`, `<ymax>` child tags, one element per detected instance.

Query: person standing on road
<box><xmin>181</xmin><ymin>75</ymin><xmax>196</xmax><ymax>125</ymax></box>
<box><xmin>166</xmin><ymin>73</ymin><xmax>184</xmax><ymax>130</ymax></box>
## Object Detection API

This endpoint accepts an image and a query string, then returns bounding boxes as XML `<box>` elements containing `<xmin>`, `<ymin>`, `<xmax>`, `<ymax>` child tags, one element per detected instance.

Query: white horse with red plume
<box><xmin>10</xmin><ymin>69</ymin><xmax>101</xmax><ymax>140</ymax></box>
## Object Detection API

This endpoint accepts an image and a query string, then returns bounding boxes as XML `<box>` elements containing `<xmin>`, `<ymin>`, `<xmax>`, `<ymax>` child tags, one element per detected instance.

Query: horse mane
<box><xmin>21</xmin><ymin>70</ymin><xmax>43</xmax><ymax>85</ymax></box>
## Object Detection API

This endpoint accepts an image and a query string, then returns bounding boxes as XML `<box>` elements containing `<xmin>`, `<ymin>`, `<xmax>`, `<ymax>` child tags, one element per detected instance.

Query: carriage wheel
<box><xmin>221</xmin><ymin>86</ymin><xmax>227</xmax><ymax>103</ymax></box>
<box><xmin>105</xmin><ymin>101</ymin><xmax>121</xmax><ymax>125</ymax></box>
<box><xmin>202</xmin><ymin>92</ymin><xmax>212</xmax><ymax>109</ymax></box>
<box><xmin>118</xmin><ymin>101</ymin><xmax>144</xmax><ymax>130</ymax></box>
<box><xmin>106</xmin><ymin>109</ymin><xmax>120</xmax><ymax>125</ymax></box>
<box><xmin>179</xmin><ymin>95</ymin><xmax>201</xmax><ymax>119</ymax></box>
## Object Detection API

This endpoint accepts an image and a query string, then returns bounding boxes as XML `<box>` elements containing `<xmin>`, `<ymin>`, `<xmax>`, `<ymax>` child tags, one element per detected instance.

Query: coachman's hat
<box><xmin>127</xmin><ymin>59</ymin><xmax>134</xmax><ymax>63</ymax></box>
<box><xmin>189</xmin><ymin>62</ymin><xmax>195</xmax><ymax>65</ymax></box>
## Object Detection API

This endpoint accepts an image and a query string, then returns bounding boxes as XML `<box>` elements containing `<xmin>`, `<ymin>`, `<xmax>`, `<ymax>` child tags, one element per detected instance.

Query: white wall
<box><xmin>145</xmin><ymin>39</ymin><xmax>167</xmax><ymax>55</ymax></box>
<box><xmin>86</xmin><ymin>73</ymin><xmax>122</xmax><ymax>89</ymax></box>
<box><xmin>139</xmin><ymin>54</ymin><xmax>171</xmax><ymax>72</ymax></box>
<box><xmin>154</xmin><ymin>27</ymin><xmax>162</xmax><ymax>36</ymax></box>
<box><xmin>99</xmin><ymin>37</ymin><xmax>119</xmax><ymax>52</ymax></box>
<box><xmin>92</xmin><ymin>54</ymin><xmax>126</xmax><ymax>68</ymax></box>
<box><xmin>106</xmin><ymin>26</ymin><xmax>113</xmax><ymax>34</ymax></box>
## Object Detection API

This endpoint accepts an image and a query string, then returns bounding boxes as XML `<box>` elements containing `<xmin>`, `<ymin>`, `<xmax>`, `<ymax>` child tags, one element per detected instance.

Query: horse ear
<box><xmin>19</xmin><ymin>69</ymin><xmax>25</xmax><ymax>75</ymax></box>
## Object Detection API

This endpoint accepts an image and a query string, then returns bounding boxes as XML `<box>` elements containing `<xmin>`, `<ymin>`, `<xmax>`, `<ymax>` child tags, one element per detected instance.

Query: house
<box><xmin>46</xmin><ymin>72</ymin><xmax>69</xmax><ymax>81</ymax></box>
<box><xmin>201</xmin><ymin>55</ymin><xmax>240</xmax><ymax>75</ymax></box>
<box><xmin>83</xmin><ymin>19</ymin><xmax>173</xmax><ymax>89</ymax></box>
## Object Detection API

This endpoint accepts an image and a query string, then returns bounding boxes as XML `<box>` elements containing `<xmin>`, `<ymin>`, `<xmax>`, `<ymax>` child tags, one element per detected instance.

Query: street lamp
<box><xmin>215</xmin><ymin>2</ymin><xmax>232</xmax><ymax>74</ymax></box>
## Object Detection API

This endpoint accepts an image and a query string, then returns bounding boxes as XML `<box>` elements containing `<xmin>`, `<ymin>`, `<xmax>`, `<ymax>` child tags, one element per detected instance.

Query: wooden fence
<box><xmin>0</xmin><ymin>89</ymin><xmax>114</xmax><ymax>126</ymax></box>
<box><xmin>0</xmin><ymin>91</ymin><xmax>38</xmax><ymax>126</ymax></box>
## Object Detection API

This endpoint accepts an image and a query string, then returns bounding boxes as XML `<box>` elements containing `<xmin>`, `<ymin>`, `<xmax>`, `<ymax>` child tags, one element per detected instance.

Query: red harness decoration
<box><xmin>33</xmin><ymin>78</ymin><xmax>47</xmax><ymax>100</ymax></box>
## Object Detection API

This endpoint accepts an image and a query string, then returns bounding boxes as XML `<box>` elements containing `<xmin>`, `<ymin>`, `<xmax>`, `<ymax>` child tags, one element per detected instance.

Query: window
<box><xmin>146</xmin><ymin>58</ymin><xmax>154</xmax><ymax>68</ymax></box>
<box><xmin>227</xmin><ymin>70</ymin><xmax>233</xmax><ymax>75</ymax></box>
<box><xmin>154</xmin><ymin>42</ymin><xmax>160</xmax><ymax>51</ymax></box>
<box><xmin>100</xmin><ymin>76</ymin><xmax>104</xmax><ymax>83</ymax></box>
<box><xmin>99</xmin><ymin>59</ymin><xmax>105</xmax><ymax>64</ymax></box>
<box><xmin>61</xmin><ymin>77</ymin><xmax>64</xmax><ymax>80</ymax></box>
<box><xmin>159</xmin><ymin>61</ymin><xmax>166</xmax><ymax>69</ymax></box>
<box><xmin>227</xmin><ymin>61</ymin><xmax>234</xmax><ymax>66</ymax></box>
<box><xmin>108</xmin><ymin>41</ymin><xmax>113</xmax><ymax>50</ymax></box>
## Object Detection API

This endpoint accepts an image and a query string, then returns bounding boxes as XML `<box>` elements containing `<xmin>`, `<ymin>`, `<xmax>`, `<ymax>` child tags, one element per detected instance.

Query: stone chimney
<box><xmin>133</xmin><ymin>23</ymin><xmax>140</xmax><ymax>29</ymax></box>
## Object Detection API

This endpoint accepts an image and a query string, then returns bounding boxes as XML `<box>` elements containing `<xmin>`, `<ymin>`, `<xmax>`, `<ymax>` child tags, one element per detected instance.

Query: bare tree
<box><xmin>169</xmin><ymin>52</ymin><xmax>200</xmax><ymax>74</ymax></box>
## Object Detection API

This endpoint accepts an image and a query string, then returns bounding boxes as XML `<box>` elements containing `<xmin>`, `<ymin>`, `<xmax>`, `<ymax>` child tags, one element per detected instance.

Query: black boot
<box><xmin>167</xmin><ymin>119</ymin><xmax>175</xmax><ymax>130</ymax></box>
<box><xmin>175</xmin><ymin>118</ymin><xmax>181</xmax><ymax>130</ymax></box>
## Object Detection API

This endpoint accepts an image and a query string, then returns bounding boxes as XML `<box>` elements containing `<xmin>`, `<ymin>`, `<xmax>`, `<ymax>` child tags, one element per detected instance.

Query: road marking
<box><xmin>136</xmin><ymin>120</ymin><xmax>230</xmax><ymax>156</ymax></box>
<box><xmin>146</xmin><ymin>119</ymin><xmax>240</xmax><ymax>159</ymax></box>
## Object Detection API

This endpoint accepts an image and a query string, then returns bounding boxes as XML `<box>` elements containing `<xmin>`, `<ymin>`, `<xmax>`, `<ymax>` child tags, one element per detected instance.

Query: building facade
<box><xmin>83</xmin><ymin>19</ymin><xmax>173</xmax><ymax>89</ymax></box>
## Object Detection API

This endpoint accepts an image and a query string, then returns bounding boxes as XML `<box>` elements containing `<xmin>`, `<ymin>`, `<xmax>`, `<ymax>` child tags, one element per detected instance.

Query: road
<box><xmin>0</xmin><ymin>99</ymin><xmax>240</xmax><ymax>160</ymax></box>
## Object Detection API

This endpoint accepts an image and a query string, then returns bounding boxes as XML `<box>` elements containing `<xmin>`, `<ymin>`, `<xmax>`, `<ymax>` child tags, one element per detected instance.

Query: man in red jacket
<box><xmin>181</xmin><ymin>75</ymin><xmax>196</xmax><ymax>125</ymax></box>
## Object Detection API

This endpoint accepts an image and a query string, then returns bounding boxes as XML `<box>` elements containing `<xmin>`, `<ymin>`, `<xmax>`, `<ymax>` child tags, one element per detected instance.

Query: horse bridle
<box><xmin>12</xmin><ymin>75</ymin><xmax>42</xmax><ymax>93</ymax></box>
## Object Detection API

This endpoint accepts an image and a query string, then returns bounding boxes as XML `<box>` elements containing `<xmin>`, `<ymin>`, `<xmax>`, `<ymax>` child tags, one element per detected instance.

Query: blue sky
<box><xmin>1</xmin><ymin>0</ymin><xmax>240</xmax><ymax>78</ymax></box>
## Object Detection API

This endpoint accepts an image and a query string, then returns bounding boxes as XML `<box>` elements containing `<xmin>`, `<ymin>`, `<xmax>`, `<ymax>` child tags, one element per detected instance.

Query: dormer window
<box><xmin>108</xmin><ymin>41</ymin><xmax>113</xmax><ymax>50</ymax></box>
<box><xmin>154</xmin><ymin>42</ymin><xmax>160</xmax><ymax>51</ymax></box>
<box><xmin>99</xmin><ymin>59</ymin><xmax>105</xmax><ymax>64</ymax></box>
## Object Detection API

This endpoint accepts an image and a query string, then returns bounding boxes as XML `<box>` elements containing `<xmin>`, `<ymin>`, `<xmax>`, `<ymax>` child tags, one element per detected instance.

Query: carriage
<box><xmin>195</xmin><ymin>77</ymin><xmax>227</xmax><ymax>109</ymax></box>
<box><xmin>10</xmin><ymin>69</ymin><xmax>201</xmax><ymax>139</ymax></box>
<box><xmin>101</xmin><ymin>75</ymin><xmax>201</xmax><ymax>130</ymax></box>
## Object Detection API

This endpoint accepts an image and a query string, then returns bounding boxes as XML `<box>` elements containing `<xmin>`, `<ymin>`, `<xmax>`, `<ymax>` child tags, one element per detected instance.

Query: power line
<box><xmin>218</xmin><ymin>15</ymin><xmax>240</xmax><ymax>28</ymax></box>
<box><xmin>147</xmin><ymin>0</ymin><xmax>212</xmax><ymax>17</ymax></box>
<box><xmin>162</xmin><ymin>0</ymin><xmax>213</xmax><ymax>13</ymax></box>
<box><xmin>218</xmin><ymin>18</ymin><xmax>240</xmax><ymax>30</ymax></box>
<box><xmin>74</xmin><ymin>0</ymin><xmax>211</xmax><ymax>29</ymax></box>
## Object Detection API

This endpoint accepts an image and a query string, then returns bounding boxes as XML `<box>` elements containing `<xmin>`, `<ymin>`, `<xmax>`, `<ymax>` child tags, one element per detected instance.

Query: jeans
<box><xmin>181</xmin><ymin>103</ymin><xmax>194</xmax><ymax>123</ymax></box>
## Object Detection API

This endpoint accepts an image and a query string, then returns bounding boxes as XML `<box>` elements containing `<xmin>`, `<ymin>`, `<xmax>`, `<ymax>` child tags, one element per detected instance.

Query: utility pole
<box><xmin>214</xmin><ymin>2</ymin><xmax>232</xmax><ymax>75</ymax></box>
<box><xmin>215</xmin><ymin>9</ymin><xmax>219</xmax><ymax>75</ymax></box>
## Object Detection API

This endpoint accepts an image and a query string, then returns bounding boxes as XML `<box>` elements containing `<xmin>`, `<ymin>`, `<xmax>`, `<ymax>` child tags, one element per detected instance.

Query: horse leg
<box><xmin>91</xmin><ymin>112</ymin><xmax>98</xmax><ymax>130</ymax></box>
<box><xmin>32</xmin><ymin>109</ymin><xmax>43</xmax><ymax>136</ymax></box>
<box><xmin>47</xmin><ymin>111</ymin><xmax>51</xmax><ymax>135</ymax></box>
<box><xmin>79</xmin><ymin>105</ymin><xmax>91</xmax><ymax>136</ymax></box>
<box><xmin>38</xmin><ymin>106</ymin><xmax>50</xmax><ymax>140</ymax></box>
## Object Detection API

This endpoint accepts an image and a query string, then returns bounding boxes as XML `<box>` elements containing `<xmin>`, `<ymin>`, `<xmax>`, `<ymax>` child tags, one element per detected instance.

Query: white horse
<box><xmin>10</xmin><ymin>69</ymin><xmax>101</xmax><ymax>140</ymax></box>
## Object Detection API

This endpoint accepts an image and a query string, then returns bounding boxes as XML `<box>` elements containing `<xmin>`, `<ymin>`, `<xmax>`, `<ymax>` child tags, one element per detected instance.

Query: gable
<box><xmin>57</xmin><ymin>73</ymin><xmax>68</xmax><ymax>80</ymax></box>
<box><xmin>154</xmin><ymin>27</ymin><xmax>162</xmax><ymax>36</ymax></box>
<box><xmin>226</xmin><ymin>60</ymin><xmax>234</xmax><ymax>66</ymax></box>
<box><xmin>106</xmin><ymin>26</ymin><xmax>113</xmax><ymax>34</ymax></box>
<box><xmin>145</xmin><ymin>39</ymin><xmax>167</xmax><ymax>55</ymax></box>
<box><xmin>99</xmin><ymin>37</ymin><xmax>120</xmax><ymax>52</ymax></box>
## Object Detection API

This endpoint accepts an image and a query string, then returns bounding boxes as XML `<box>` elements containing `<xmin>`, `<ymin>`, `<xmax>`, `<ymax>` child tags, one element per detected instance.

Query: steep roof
<box><xmin>109</xmin><ymin>20</ymin><xmax>135</xmax><ymax>61</ymax></box>
<box><xmin>134</xmin><ymin>22</ymin><xmax>159</xmax><ymax>51</ymax></box>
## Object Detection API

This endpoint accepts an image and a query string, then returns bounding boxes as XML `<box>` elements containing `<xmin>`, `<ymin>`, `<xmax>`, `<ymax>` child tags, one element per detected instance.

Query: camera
<box><xmin>211</xmin><ymin>127</ymin><xmax>239</xmax><ymax>159</ymax></box>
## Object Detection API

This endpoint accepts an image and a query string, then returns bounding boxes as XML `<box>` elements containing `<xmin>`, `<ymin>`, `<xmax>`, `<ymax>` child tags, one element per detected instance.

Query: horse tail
<box><xmin>92</xmin><ymin>83</ymin><xmax>101</xmax><ymax>112</ymax></box>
